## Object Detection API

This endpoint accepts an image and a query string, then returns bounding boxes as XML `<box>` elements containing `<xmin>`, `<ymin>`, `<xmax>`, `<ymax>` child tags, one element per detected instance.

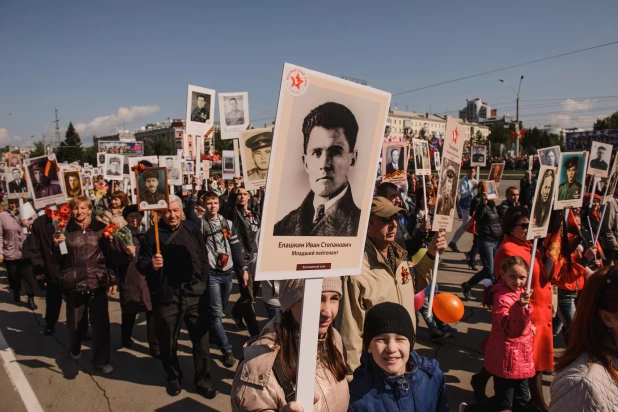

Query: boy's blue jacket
<box><xmin>348</xmin><ymin>350</ymin><xmax>448</xmax><ymax>412</ymax></box>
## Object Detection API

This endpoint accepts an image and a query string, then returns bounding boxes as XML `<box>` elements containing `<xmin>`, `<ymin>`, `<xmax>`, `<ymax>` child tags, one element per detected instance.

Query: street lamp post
<box><xmin>499</xmin><ymin>76</ymin><xmax>524</xmax><ymax>156</ymax></box>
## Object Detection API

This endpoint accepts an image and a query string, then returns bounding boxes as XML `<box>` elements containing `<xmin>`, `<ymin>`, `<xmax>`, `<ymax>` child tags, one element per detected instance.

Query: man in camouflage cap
<box><xmin>140</xmin><ymin>170</ymin><xmax>167</xmax><ymax>205</ymax></box>
<box><xmin>244</xmin><ymin>131</ymin><xmax>272</xmax><ymax>181</ymax></box>
<box><xmin>558</xmin><ymin>156</ymin><xmax>582</xmax><ymax>201</ymax></box>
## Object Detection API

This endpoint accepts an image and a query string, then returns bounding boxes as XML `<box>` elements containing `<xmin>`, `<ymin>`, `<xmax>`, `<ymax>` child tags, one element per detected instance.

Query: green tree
<box><xmin>30</xmin><ymin>141</ymin><xmax>46</xmax><ymax>157</ymax></box>
<box><xmin>419</xmin><ymin>128</ymin><xmax>427</xmax><ymax>139</ymax></box>
<box><xmin>144</xmin><ymin>137</ymin><xmax>173</xmax><ymax>156</ymax></box>
<box><xmin>56</xmin><ymin>122</ymin><xmax>84</xmax><ymax>163</ymax></box>
<box><xmin>487</xmin><ymin>123</ymin><xmax>514</xmax><ymax>157</ymax></box>
<box><xmin>593</xmin><ymin>111</ymin><xmax>618</xmax><ymax>130</ymax></box>
<box><xmin>83</xmin><ymin>145</ymin><xmax>98</xmax><ymax>166</ymax></box>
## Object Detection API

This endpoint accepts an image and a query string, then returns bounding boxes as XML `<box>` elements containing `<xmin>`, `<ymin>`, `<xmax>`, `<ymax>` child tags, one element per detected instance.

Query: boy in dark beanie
<box><xmin>349</xmin><ymin>302</ymin><xmax>448</xmax><ymax>411</ymax></box>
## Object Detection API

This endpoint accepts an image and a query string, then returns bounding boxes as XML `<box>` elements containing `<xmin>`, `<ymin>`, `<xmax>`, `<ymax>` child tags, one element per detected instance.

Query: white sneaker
<box><xmin>96</xmin><ymin>364</ymin><xmax>114</xmax><ymax>374</ymax></box>
<box><xmin>458</xmin><ymin>402</ymin><xmax>468</xmax><ymax>412</ymax></box>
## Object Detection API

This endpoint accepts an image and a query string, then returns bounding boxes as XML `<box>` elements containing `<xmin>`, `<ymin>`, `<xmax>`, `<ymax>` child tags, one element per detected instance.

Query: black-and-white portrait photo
<box><xmin>224</xmin><ymin>96</ymin><xmax>244</xmax><ymax>126</ymax></box>
<box><xmin>184</xmin><ymin>160</ymin><xmax>194</xmax><ymax>174</ymax></box>
<box><xmin>538</xmin><ymin>146</ymin><xmax>560</xmax><ymax>168</ymax></box>
<box><xmin>104</xmin><ymin>154</ymin><xmax>124</xmax><ymax>180</ymax></box>
<box><xmin>159</xmin><ymin>156</ymin><xmax>182</xmax><ymax>185</ymax></box>
<box><xmin>240</xmin><ymin>128</ymin><xmax>272</xmax><ymax>189</ymax></box>
<box><xmin>386</xmin><ymin>147</ymin><xmax>404</xmax><ymax>175</ymax></box>
<box><xmin>588</xmin><ymin>141</ymin><xmax>612</xmax><ymax>177</ymax></box>
<box><xmin>137</xmin><ymin>167</ymin><xmax>169</xmax><ymax>211</ymax></box>
<box><xmin>274</xmin><ymin>102</ymin><xmax>361</xmax><ymax>237</ymax></box>
<box><xmin>62</xmin><ymin>170</ymin><xmax>83</xmax><ymax>199</ymax></box>
<box><xmin>82</xmin><ymin>171</ymin><xmax>93</xmax><ymax>188</ymax></box>
<box><xmin>421</xmin><ymin>141</ymin><xmax>430</xmax><ymax>170</ymax></box>
<box><xmin>7</xmin><ymin>167</ymin><xmax>28</xmax><ymax>194</ymax></box>
<box><xmin>471</xmin><ymin>145</ymin><xmax>487</xmax><ymax>167</ymax></box>
<box><xmin>532</xmin><ymin>167</ymin><xmax>556</xmax><ymax>229</ymax></box>
<box><xmin>485</xmin><ymin>180</ymin><xmax>497</xmax><ymax>200</ymax></box>
<box><xmin>223</xmin><ymin>157</ymin><xmax>235</xmax><ymax>173</ymax></box>
<box><xmin>189</xmin><ymin>92</ymin><xmax>211</xmax><ymax>123</ymax></box>
<box><xmin>435</xmin><ymin>157</ymin><xmax>459</xmax><ymax>217</ymax></box>
<box><xmin>97</xmin><ymin>152</ymin><xmax>106</xmax><ymax>167</ymax></box>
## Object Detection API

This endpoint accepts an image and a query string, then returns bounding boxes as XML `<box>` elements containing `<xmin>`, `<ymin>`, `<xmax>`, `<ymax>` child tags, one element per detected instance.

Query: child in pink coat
<box><xmin>461</xmin><ymin>256</ymin><xmax>535</xmax><ymax>412</ymax></box>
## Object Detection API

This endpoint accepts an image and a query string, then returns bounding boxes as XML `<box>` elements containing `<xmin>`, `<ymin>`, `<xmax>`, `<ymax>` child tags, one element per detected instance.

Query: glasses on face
<box><xmin>379</xmin><ymin>214</ymin><xmax>400</xmax><ymax>224</ymax></box>
<box><xmin>513</xmin><ymin>222</ymin><xmax>529</xmax><ymax>229</ymax></box>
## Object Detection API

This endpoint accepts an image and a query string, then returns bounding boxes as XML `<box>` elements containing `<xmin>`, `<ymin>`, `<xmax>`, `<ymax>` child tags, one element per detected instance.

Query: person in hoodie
<box><xmin>348</xmin><ymin>302</ymin><xmax>448</xmax><ymax>412</ymax></box>
<box><xmin>460</xmin><ymin>256</ymin><xmax>534</xmax><ymax>411</ymax></box>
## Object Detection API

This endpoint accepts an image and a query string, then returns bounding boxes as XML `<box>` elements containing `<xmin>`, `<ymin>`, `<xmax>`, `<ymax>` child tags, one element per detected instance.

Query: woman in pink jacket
<box><xmin>461</xmin><ymin>256</ymin><xmax>535</xmax><ymax>412</ymax></box>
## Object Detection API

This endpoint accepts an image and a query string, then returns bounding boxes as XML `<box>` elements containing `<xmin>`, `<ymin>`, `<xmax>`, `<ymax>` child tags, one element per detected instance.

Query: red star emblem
<box><xmin>291</xmin><ymin>74</ymin><xmax>304</xmax><ymax>90</ymax></box>
<box><xmin>452</xmin><ymin>127</ymin><xmax>459</xmax><ymax>143</ymax></box>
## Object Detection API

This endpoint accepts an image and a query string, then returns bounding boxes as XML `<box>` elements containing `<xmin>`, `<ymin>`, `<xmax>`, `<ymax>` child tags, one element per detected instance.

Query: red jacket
<box><xmin>484</xmin><ymin>282</ymin><xmax>535</xmax><ymax>380</ymax></box>
<box><xmin>550</xmin><ymin>251</ymin><xmax>586</xmax><ymax>292</ymax></box>
<box><xmin>494</xmin><ymin>235</ymin><xmax>554</xmax><ymax>371</ymax></box>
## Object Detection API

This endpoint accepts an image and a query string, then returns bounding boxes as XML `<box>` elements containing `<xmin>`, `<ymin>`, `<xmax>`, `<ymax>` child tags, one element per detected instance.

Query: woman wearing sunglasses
<box><xmin>550</xmin><ymin>268</ymin><xmax>618</xmax><ymax>411</ymax></box>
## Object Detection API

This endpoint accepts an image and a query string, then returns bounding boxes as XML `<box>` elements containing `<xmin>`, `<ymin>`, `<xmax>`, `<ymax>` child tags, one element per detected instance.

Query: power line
<box><xmin>392</xmin><ymin>41</ymin><xmax>618</xmax><ymax>96</ymax></box>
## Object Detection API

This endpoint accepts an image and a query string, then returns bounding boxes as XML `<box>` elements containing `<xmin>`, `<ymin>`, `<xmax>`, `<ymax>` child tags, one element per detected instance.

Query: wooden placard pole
<box><xmin>295</xmin><ymin>277</ymin><xmax>323</xmax><ymax>411</ymax></box>
<box><xmin>476</xmin><ymin>166</ymin><xmax>480</xmax><ymax>181</ymax></box>
<box><xmin>153</xmin><ymin>212</ymin><xmax>161</xmax><ymax>255</ymax></box>
<box><xmin>426</xmin><ymin>228</ymin><xmax>443</xmax><ymax>318</ymax></box>
<box><xmin>594</xmin><ymin>203</ymin><xmax>608</xmax><ymax>244</ymax></box>
<box><xmin>421</xmin><ymin>175</ymin><xmax>428</xmax><ymax>220</ymax></box>
<box><xmin>526</xmin><ymin>237</ymin><xmax>539</xmax><ymax>293</ymax></box>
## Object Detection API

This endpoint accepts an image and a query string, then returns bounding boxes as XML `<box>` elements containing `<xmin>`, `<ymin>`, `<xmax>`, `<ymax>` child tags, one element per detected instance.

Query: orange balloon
<box><xmin>432</xmin><ymin>292</ymin><xmax>464</xmax><ymax>323</ymax></box>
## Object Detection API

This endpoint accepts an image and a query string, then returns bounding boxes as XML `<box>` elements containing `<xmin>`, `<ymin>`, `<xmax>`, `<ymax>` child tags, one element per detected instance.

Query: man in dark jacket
<box><xmin>27</xmin><ymin>212</ymin><xmax>64</xmax><ymax>336</ymax></box>
<box><xmin>137</xmin><ymin>195</ymin><xmax>217</xmax><ymax>399</ymax></box>
<box><xmin>497</xmin><ymin>186</ymin><xmax>520</xmax><ymax>223</ymax></box>
<box><xmin>273</xmin><ymin>102</ymin><xmax>361</xmax><ymax>237</ymax></box>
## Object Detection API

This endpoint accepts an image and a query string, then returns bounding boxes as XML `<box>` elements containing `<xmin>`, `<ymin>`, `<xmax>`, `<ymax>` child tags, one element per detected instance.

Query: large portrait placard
<box><xmin>554</xmin><ymin>151</ymin><xmax>587</xmax><ymax>210</ymax></box>
<box><xmin>240</xmin><ymin>127</ymin><xmax>273</xmax><ymax>190</ymax></box>
<box><xmin>256</xmin><ymin>63</ymin><xmax>391</xmax><ymax>281</ymax></box>
<box><xmin>528</xmin><ymin>165</ymin><xmax>558</xmax><ymax>239</ymax></box>
<box><xmin>136</xmin><ymin>167</ymin><xmax>170</xmax><ymax>211</ymax></box>
<box><xmin>158</xmin><ymin>156</ymin><xmax>183</xmax><ymax>186</ymax></box>
<box><xmin>432</xmin><ymin>117</ymin><xmax>465</xmax><ymax>232</ymax></box>
<box><xmin>588</xmin><ymin>141</ymin><xmax>612</xmax><ymax>178</ymax></box>
<box><xmin>382</xmin><ymin>142</ymin><xmax>409</xmax><ymax>186</ymax></box>
<box><xmin>218</xmin><ymin>92</ymin><xmax>250</xmax><ymax>140</ymax></box>
<box><xmin>24</xmin><ymin>154</ymin><xmax>66</xmax><ymax>209</ymax></box>
<box><xmin>186</xmin><ymin>85</ymin><xmax>215</xmax><ymax>138</ymax></box>
<box><xmin>128</xmin><ymin>156</ymin><xmax>159</xmax><ymax>204</ymax></box>
<box><xmin>103</xmin><ymin>154</ymin><xmax>124</xmax><ymax>181</ymax></box>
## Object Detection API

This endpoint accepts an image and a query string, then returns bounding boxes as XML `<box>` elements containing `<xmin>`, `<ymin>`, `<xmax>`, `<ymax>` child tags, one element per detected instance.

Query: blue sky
<box><xmin>1</xmin><ymin>0</ymin><xmax>617</xmax><ymax>146</ymax></box>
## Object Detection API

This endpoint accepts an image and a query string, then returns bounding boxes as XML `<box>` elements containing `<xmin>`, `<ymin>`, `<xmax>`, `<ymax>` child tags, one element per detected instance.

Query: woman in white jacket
<box><xmin>550</xmin><ymin>267</ymin><xmax>618</xmax><ymax>412</ymax></box>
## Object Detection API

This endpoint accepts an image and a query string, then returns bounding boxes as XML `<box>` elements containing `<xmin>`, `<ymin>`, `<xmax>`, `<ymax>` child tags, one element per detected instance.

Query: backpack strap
<box><xmin>272</xmin><ymin>355</ymin><xmax>296</xmax><ymax>404</ymax></box>
<box><xmin>163</xmin><ymin>221</ymin><xmax>184</xmax><ymax>246</ymax></box>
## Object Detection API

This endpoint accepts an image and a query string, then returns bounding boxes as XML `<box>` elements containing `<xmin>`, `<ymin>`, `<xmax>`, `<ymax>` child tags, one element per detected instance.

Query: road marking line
<box><xmin>0</xmin><ymin>329</ymin><xmax>45</xmax><ymax>412</ymax></box>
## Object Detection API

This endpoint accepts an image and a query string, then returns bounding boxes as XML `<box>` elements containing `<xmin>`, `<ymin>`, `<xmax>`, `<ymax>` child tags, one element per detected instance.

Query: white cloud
<box><xmin>74</xmin><ymin>105</ymin><xmax>161</xmax><ymax>140</ymax></box>
<box><xmin>0</xmin><ymin>128</ymin><xmax>22</xmax><ymax>145</ymax></box>
<box><xmin>550</xmin><ymin>98</ymin><xmax>610</xmax><ymax>130</ymax></box>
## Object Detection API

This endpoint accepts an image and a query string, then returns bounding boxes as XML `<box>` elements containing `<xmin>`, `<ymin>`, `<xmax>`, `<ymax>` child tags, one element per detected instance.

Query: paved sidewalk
<box><xmin>0</xmin><ymin>181</ymin><xmax>558</xmax><ymax>411</ymax></box>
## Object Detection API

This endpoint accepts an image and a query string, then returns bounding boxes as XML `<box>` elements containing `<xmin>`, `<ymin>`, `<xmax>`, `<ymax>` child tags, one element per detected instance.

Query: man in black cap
<box><xmin>245</xmin><ymin>131</ymin><xmax>272</xmax><ymax>181</ymax></box>
<box><xmin>558</xmin><ymin>156</ymin><xmax>582</xmax><ymax>201</ymax></box>
<box><xmin>139</xmin><ymin>170</ymin><xmax>167</xmax><ymax>205</ymax></box>
<box><xmin>31</xmin><ymin>161</ymin><xmax>61</xmax><ymax>198</ymax></box>
<box><xmin>273</xmin><ymin>102</ymin><xmax>361</xmax><ymax>237</ymax></box>
<box><xmin>107</xmin><ymin>156</ymin><xmax>122</xmax><ymax>176</ymax></box>
<box><xmin>590</xmin><ymin>145</ymin><xmax>608</xmax><ymax>171</ymax></box>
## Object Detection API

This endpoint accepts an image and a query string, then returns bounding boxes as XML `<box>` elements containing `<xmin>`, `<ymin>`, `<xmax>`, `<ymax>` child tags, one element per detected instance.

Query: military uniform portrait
<box><xmin>588</xmin><ymin>141</ymin><xmax>612</xmax><ymax>178</ymax></box>
<box><xmin>471</xmin><ymin>145</ymin><xmax>487</xmax><ymax>167</ymax></box>
<box><xmin>219</xmin><ymin>92</ymin><xmax>250</xmax><ymax>139</ymax></box>
<box><xmin>24</xmin><ymin>154</ymin><xmax>66</xmax><ymax>209</ymax></box>
<box><xmin>5</xmin><ymin>167</ymin><xmax>29</xmax><ymax>199</ymax></box>
<box><xmin>256</xmin><ymin>63</ymin><xmax>390</xmax><ymax>280</ymax></box>
<box><xmin>137</xmin><ymin>167</ymin><xmax>169</xmax><ymax>211</ymax></box>
<box><xmin>8</xmin><ymin>154</ymin><xmax>21</xmax><ymax>168</ymax></box>
<box><xmin>555</xmin><ymin>152</ymin><xmax>587</xmax><ymax>210</ymax></box>
<box><xmin>240</xmin><ymin>128</ymin><xmax>272</xmax><ymax>190</ymax></box>
<box><xmin>185</xmin><ymin>85</ymin><xmax>216</xmax><ymax>138</ymax></box>
<box><xmin>435</xmin><ymin>158</ymin><xmax>459</xmax><ymax>217</ymax></box>
<box><xmin>104</xmin><ymin>154</ymin><xmax>124</xmax><ymax>180</ymax></box>
<box><xmin>159</xmin><ymin>156</ymin><xmax>182</xmax><ymax>185</ymax></box>
<box><xmin>62</xmin><ymin>170</ymin><xmax>83</xmax><ymax>199</ymax></box>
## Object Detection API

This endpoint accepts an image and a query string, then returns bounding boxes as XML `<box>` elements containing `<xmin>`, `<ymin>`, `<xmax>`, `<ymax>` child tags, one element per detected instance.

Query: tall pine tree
<box><xmin>56</xmin><ymin>122</ymin><xmax>84</xmax><ymax>163</ymax></box>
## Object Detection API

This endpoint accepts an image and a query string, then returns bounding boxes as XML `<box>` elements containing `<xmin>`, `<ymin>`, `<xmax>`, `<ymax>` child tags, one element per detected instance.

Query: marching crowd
<box><xmin>1</xmin><ymin>160</ymin><xmax>618</xmax><ymax>412</ymax></box>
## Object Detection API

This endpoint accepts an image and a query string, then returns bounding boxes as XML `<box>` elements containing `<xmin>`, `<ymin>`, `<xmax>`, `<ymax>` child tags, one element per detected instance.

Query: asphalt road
<box><xmin>0</xmin><ymin>180</ymin><xmax>557</xmax><ymax>412</ymax></box>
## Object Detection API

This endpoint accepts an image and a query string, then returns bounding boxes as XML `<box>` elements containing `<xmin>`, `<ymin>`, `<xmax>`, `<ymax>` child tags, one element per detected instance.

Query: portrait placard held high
<box><xmin>24</xmin><ymin>154</ymin><xmax>66</xmax><ymax>209</ymax></box>
<box><xmin>185</xmin><ymin>84</ymin><xmax>216</xmax><ymax>138</ymax></box>
<box><xmin>381</xmin><ymin>142</ymin><xmax>409</xmax><ymax>186</ymax></box>
<box><xmin>554</xmin><ymin>152</ymin><xmax>587</xmax><ymax>210</ymax></box>
<box><xmin>158</xmin><ymin>156</ymin><xmax>182</xmax><ymax>185</ymax></box>
<box><xmin>136</xmin><ymin>167</ymin><xmax>169</xmax><ymax>212</ymax></box>
<box><xmin>588</xmin><ymin>141</ymin><xmax>612</xmax><ymax>178</ymax></box>
<box><xmin>256</xmin><ymin>63</ymin><xmax>391</xmax><ymax>281</ymax></box>
<box><xmin>218</xmin><ymin>92</ymin><xmax>250</xmax><ymax>139</ymax></box>
<box><xmin>528</xmin><ymin>165</ymin><xmax>558</xmax><ymax>239</ymax></box>
<box><xmin>240</xmin><ymin>127</ymin><xmax>273</xmax><ymax>190</ymax></box>
<box><xmin>470</xmin><ymin>145</ymin><xmax>487</xmax><ymax>167</ymax></box>
<box><xmin>5</xmin><ymin>166</ymin><xmax>30</xmax><ymax>199</ymax></box>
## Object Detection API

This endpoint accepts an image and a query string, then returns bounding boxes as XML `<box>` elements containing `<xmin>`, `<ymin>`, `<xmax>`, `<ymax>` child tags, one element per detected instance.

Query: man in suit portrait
<box><xmin>165</xmin><ymin>157</ymin><xmax>181</xmax><ymax>180</ymax></box>
<box><xmin>139</xmin><ymin>170</ymin><xmax>167</xmax><ymax>205</ymax></box>
<box><xmin>8</xmin><ymin>168</ymin><xmax>27</xmax><ymax>193</ymax></box>
<box><xmin>274</xmin><ymin>102</ymin><xmax>361</xmax><ymax>236</ymax></box>
<box><xmin>590</xmin><ymin>145</ymin><xmax>608</xmax><ymax>171</ymax></box>
<box><xmin>386</xmin><ymin>148</ymin><xmax>401</xmax><ymax>175</ymax></box>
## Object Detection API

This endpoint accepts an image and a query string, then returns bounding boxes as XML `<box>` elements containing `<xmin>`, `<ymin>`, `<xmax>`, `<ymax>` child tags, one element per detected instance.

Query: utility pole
<box><xmin>55</xmin><ymin>109</ymin><xmax>61</xmax><ymax>146</ymax></box>
<box><xmin>499</xmin><ymin>76</ymin><xmax>524</xmax><ymax>157</ymax></box>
